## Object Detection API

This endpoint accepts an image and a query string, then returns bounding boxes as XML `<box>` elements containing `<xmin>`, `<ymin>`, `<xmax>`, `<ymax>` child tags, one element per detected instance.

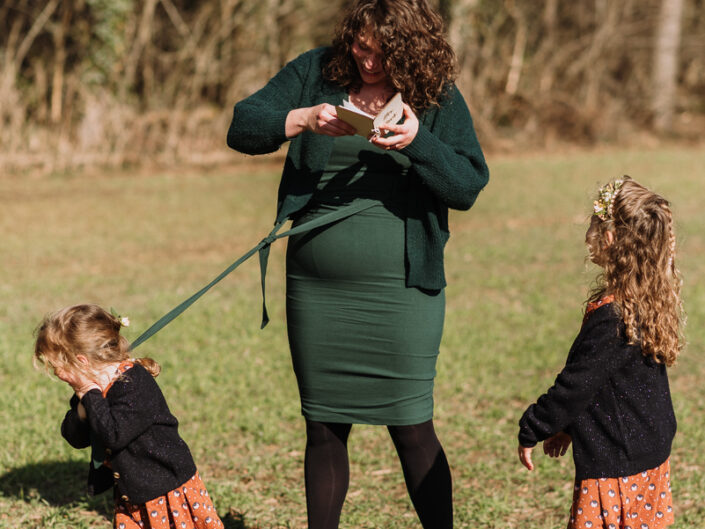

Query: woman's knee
<box><xmin>387</xmin><ymin>419</ymin><xmax>439</xmax><ymax>450</ymax></box>
<box><xmin>305</xmin><ymin>420</ymin><xmax>352</xmax><ymax>447</ymax></box>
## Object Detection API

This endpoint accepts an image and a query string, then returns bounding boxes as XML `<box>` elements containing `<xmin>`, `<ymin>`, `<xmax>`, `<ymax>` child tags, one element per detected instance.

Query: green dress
<box><xmin>286</xmin><ymin>134</ymin><xmax>445</xmax><ymax>425</ymax></box>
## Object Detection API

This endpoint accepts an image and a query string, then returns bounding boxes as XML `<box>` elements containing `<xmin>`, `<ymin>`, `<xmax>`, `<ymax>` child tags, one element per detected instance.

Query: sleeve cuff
<box><xmin>80</xmin><ymin>388</ymin><xmax>103</xmax><ymax>408</ymax></box>
<box><xmin>518</xmin><ymin>417</ymin><xmax>540</xmax><ymax>447</ymax></box>
<box><xmin>518</xmin><ymin>438</ymin><xmax>537</xmax><ymax>448</ymax></box>
<box><xmin>401</xmin><ymin>124</ymin><xmax>438</xmax><ymax>161</ymax></box>
<box><xmin>261</xmin><ymin>110</ymin><xmax>291</xmax><ymax>144</ymax></box>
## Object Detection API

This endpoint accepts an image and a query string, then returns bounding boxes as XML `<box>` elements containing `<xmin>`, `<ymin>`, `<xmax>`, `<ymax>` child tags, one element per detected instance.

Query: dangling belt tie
<box><xmin>129</xmin><ymin>198</ymin><xmax>379</xmax><ymax>350</ymax></box>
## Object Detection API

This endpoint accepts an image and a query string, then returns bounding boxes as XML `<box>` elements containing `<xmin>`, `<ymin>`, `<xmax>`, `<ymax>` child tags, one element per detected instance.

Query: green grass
<box><xmin>1</xmin><ymin>147</ymin><xmax>704</xmax><ymax>528</ymax></box>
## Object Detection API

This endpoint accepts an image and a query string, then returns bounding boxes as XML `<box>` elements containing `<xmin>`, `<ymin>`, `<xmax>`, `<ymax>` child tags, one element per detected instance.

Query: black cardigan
<box><xmin>518</xmin><ymin>303</ymin><xmax>676</xmax><ymax>480</ymax></box>
<box><xmin>61</xmin><ymin>364</ymin><xmax>197</xmax><ymax>504</ymax></box>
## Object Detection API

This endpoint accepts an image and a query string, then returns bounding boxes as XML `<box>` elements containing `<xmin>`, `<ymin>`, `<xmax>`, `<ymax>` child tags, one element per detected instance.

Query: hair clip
<box><xmin>110</xmin><ymin>307</ymin><xmax>130</xmax><ymax>327</ymax></box>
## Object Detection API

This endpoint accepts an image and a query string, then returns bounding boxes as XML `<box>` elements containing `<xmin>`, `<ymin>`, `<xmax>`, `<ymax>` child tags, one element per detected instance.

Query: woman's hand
<box><xmin>518</xmin><ymin>444</ymin><xmax>535</xmax><ymax>471</ymax></box>
<box><xmin>286</xmin><ymin>104</ymin><xmax>356</xmax><ymax>138</ymax></box>
<box><xmin>371</xmin><ymin>103</ymin><xmax>419</xmax><ymax>151</ymax></box>
<box><xmin>543</xmin><ymin>431</ymin><xmax>572</xmax><ymax>458</ymax></box>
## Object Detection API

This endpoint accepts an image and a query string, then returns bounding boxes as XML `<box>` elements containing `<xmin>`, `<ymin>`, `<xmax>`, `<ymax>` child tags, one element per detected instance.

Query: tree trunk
<box><xmin>50</xmin><ymin>4</ymin><xmax>69</xmax><ymax>124</ymax></box>
<box><xmin>504</xmin><ymin>0</ymin><xmax>527</xmax><ymax>95</ymax></box>
<box><xmin>652</xmin><ymin>0</ymin><xmax>684</xmax><ymax>131</ymax></box>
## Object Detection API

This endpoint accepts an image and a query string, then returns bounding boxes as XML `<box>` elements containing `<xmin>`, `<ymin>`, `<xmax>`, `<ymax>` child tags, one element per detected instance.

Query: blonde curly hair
<box><xmin>586</xmin><ymin>177</ymin><xmax>685</xmax><ymax>366</ymax></box>
<box><xmin>34</xmin><ymin>304</ymin><xmax>160</xmax><ymax>379</ymax></box>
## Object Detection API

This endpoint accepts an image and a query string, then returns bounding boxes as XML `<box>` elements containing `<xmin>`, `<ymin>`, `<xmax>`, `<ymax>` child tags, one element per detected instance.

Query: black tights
<box><xmin>304</xmin><ymin>419</ymin><xmax>452</xmax><ymax>529</ymax></box>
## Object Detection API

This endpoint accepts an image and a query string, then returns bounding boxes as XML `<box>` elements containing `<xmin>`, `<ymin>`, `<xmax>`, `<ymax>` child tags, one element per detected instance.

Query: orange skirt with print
<box><xmin>114</xmin><ymin>472</ymin><xmax>223</xmax><ymax>529</ymax></box>
<box><xmin>568</xmin><ymin>458</ymin><xmax>673</xmax><ymax>529</ymax></box>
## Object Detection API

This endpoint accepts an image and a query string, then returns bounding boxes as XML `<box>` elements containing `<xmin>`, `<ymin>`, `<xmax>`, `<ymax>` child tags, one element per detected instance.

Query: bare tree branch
<box><xmin>14</xmin><ymin>0</ymin><xmax>60</xmax><ymax>66</ymax></box>
<box><xmin>159</xmin><ymin>0</ymin><xmax>190</xmax><ymax>38</ymax></box>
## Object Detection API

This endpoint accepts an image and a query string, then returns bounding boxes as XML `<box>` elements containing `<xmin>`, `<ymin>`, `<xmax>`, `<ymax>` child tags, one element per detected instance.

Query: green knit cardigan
<box><xmin>227</xmin><ymin>47</ymin><xmax>489</xmax><ymax>290</ymax></box>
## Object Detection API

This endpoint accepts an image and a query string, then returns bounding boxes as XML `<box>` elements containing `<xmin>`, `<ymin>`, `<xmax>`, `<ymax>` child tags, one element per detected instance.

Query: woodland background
<box><xmin>1</xmin><ymin>0</ymin><xmax>704</xmax><ymax>173</ymax></box>
<box><xmin>2</xmin><ymin>2</ymin><xmax>705</xmax><ymax>527</ymax></box>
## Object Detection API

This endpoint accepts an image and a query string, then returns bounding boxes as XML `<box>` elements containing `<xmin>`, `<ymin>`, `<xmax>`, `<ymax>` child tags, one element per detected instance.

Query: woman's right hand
<box><xmin>286</xmin><ymin>104</ymin><xmax>356</xmax><ymax>138</ymax></box>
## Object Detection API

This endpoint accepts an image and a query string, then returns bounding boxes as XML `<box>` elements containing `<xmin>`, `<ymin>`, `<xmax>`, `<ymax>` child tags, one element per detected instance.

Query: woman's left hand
<box><xmin>371</xmin><ymin>103</ymin><xmax>419</xmax><ymax>151</ymax></box>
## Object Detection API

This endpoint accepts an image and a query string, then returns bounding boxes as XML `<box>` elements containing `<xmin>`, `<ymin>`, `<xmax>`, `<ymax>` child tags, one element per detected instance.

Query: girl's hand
<box><xmin>371</xmin><ymin>103</ymin><xmax>419</xmax><ymax>151</ymax></box>
<box><xmin>518</xmin><ymin>444</ymin><xmax>535</xmax><ymax>471</ymax></box>
<box><xmin>54</xmin><ymin>367</ymin><xmax>99</xmax><ymax>398</ymax></box>
<box><xmin>286</xmin><ymin>104</ymin><xmax>356</xmax><ymax>138</ymax></box>
<box><xmin>54</xmin><ymin>366</ymin><xmax>84</xmax><ymax>388</ymax></box>
<box><xmin>73</xmin><ymin>383</ymin><xmax>101</xmax><ymax>399</ymax></box>
<box><xmin>543</xmin><ymin>431</ymin><xmax>572</xmax><ymax>458</ymax></box>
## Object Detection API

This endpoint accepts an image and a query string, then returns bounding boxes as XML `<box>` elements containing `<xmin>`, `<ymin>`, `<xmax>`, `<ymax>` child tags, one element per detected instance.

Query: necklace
<box><xmin>350</xmin><ymin>84</ymin><xmax>395</xmax><ymax>115</ymax></box>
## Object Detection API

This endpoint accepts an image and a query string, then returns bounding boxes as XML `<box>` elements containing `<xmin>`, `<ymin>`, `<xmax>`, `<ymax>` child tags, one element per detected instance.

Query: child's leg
<box><xmin>304</xmin><ymin>420</ymin><xmax>353</xmax><ymax>529</ymax></box>
<box><xmin>388</xmin><ymin>419</ymin><xmax>453</xmax><ymax>529</ymax></box>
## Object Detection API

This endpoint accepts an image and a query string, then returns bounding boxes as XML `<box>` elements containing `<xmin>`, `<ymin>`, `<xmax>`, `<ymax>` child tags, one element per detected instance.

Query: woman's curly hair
<box><xmin>586</xmin><ymin>177</ymin><xmax>685</xmax><ymax>366</ymax></box>
<box><xmin>323</xmin><ymin>0</ymin><xmax>456</xmax><ymax>113</ymax></box>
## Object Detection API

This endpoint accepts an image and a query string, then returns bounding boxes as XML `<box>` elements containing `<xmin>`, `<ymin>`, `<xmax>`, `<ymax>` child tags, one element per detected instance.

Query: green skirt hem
<box><xmin>301</xmin><ymin>410</ymin><xmax>434</xmax><ymax>426</ymax></box>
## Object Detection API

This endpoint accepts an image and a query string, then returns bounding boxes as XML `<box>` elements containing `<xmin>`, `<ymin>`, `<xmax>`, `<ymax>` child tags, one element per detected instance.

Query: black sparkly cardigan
<box><xmin>518</xmin><ymin>303</ymin><xmax>676</xmax><ymax>480</ymax></box>
<box><xmin>61</xmin><ymin>364</ymin><xmax>197</xmax><ymax>504</ymax></box>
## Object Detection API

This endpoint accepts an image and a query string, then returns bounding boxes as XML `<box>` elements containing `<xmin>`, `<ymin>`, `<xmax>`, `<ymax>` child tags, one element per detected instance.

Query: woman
<box><xmin>227</xmin><ymin>1</ymin><xmax>489</xmax><ymax>527</ymax></box>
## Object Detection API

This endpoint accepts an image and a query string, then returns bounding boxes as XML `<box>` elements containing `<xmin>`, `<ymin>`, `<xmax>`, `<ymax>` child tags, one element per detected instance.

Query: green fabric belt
<box><xmin>129</xmin><ymin>198</ymin><xmax>379</xmax><ymax>350</ymax></box>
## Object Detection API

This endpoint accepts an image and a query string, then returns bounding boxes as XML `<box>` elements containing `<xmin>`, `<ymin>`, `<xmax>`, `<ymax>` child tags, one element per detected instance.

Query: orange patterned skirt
<box><xmin>568</xmin><ymin>458</ymin><xmax>674</xmax><ymax>529</ymax></box>
<box><xmin>114</xmin><ymin>472</ymin><xmax>223</xmax><ymax>529</ymax></box>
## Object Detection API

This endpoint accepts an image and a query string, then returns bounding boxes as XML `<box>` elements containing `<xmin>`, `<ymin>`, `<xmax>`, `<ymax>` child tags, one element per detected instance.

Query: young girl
<box><xmin>518</xmin><ymin>177</ymin><xmax>683</xmax><ymax>529</ymax></box>
<box><xmin>34</xmin><ymin>304</ymin><xmax>224</xmax><ymax>529</ymax></box>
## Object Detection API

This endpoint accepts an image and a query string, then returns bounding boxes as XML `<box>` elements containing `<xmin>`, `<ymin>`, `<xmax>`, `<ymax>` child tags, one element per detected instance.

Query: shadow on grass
<box><xmin>0</xmin><ymin>460</ymin><xmax>112</xmax><ymax>519</ymax></box>
<box><xmin>221</xmin><ymin>510</ymin><xmax>263</xmax><ymax>529</ymax></box>
<box><xmin>0</xmin><ymin>461</ymin><xmax>261</xmax><ymax>528</ymax></box>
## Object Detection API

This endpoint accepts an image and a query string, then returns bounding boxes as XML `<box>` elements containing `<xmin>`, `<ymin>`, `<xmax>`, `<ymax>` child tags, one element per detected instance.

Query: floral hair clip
<box><xmin>593</xmin><ymin>178</ymin><xmax>624</xmax><ymax>221</ymax></box>
<box><xmin>110</xmin><ymin>307</ymin><xmax>130</xmax><ymax>327</ymax></box>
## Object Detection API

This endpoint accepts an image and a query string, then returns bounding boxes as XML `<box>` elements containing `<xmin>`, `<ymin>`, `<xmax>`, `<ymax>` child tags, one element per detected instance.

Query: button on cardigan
<box><xmin>227</xmin><ymin>47</ymin><xmax>489</xmax><ymax>291</ymax></box>
<box><xmin>518</xmin><ymin>303</ymin><xmax>677</xmax><ymax>481</ymax></box>
<box><xmin>61</xmin><ymin>364</ymin><xmax>197</xmax><ymax>504</ymax></box>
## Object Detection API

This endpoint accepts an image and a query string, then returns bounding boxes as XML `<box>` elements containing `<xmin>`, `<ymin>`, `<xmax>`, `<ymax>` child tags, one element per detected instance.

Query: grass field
<box><xmin>1</xmin><ymin>146</ymin><xmax>704</xmax><ymax>528</ymax></box>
